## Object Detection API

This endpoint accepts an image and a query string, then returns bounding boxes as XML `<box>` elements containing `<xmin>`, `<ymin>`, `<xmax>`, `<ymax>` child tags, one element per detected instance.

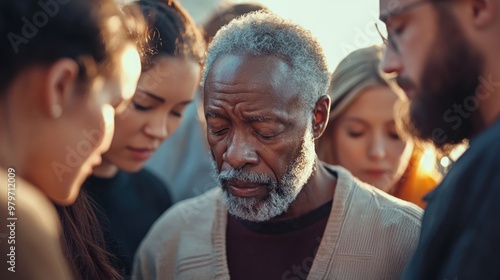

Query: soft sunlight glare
<box><xmin>440</xmin><ymin>157</ymin><xmax>451</xmax><ymax>169</ymax></box>
<box><xmin>121</xmin><ymin>46</ymin><xmax>142</xmax><ymax>101</ymax></box>
<box><xmin>419</xmin><ymin>147</ymin><xmax>437</xmax><ymax>173</ymax></box>
<box><xmin>449</xmin><ymin>144</ymin><xmax>468</xmax><ymax>161</ymax></box>
<box><xmin>232</xmin><ymin>0</ymin><xmax>385</xmax><ymax>71</ymax></box>
<box><xmin>101</xmin><ymin>103</ymin><xmax>116</xmax><ymax>153</ymax></box>
<box><xmin>122</xmin><ymin>0</ymin><xmax>386</xmax><ymax>71</ymax></box>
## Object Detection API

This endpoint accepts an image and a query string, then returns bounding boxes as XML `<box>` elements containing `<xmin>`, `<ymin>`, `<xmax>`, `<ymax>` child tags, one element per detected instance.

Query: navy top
<box><xmin>84</xmin><ymin>168</ymin><xmax>172</xmax><ymax>278</ymax></box>
<box><xmin>403</xmin><ymin>119</ymin><xmax>500</xmax><ymax>279</ymax></box>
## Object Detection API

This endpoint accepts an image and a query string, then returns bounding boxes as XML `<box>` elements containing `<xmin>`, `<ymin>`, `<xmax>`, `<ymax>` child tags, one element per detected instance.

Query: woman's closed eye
<box><xmin>171</xmin><ymin>110</ymin><xmax>182</xmax><ymax>117</ymax></box>
<box><xmin>131</xmin><ymin>90</ymin><xmax>163</xmax><ymax>112</ymax></box>
<box><xmin>133</xmin><ymin>102</ymin><xmax>152</xmax><ymax>111</ymax></box>
<box><xmin>171</xmin><ymin>104</ymin><xmax>190</xmax><ymax>118</ymax></box>
<box><xmin>347</xmin><ymin>129</ymin><xmax>365</xmax><ymax>138</ymax></box>
<box><xmin>342</xmin><ymin>119</ymin><xmax>367</xmax><ymax>138</ymax></box>
<box><xmin>388</xmin><ymin>130</ymin><xmax>402</xmax><ymax>140</ymax></box>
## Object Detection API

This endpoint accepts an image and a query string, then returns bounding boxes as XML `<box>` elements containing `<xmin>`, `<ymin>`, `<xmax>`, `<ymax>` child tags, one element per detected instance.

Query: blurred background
<box><xmin>119</xmin><ymin>0</ymin><xmax>385</xmax><ymax>72</ymax></box>
<box><xmin>117</xmin><ymin>0</ymin><xmax>465</xmax><ymax>174</ymax></box>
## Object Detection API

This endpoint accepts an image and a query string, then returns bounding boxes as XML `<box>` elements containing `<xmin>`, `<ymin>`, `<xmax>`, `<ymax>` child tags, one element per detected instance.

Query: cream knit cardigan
<box><xmin>133</xmin><ymin>165</ymin><xmax>423</xmax><ymax>280</ymax></box>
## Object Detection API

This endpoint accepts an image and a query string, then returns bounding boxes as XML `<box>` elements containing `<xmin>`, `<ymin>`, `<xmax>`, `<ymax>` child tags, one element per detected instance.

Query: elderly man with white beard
<box><xmin>133</xmin><ymin>11</ymin><xmax>423</xmax><ymax>280</ymax></box>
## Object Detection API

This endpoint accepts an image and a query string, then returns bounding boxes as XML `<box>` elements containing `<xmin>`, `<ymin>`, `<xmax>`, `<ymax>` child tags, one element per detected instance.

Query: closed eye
<box><xmin>389</xmin><ymin>132</ymin><xmax>401</xmax><ymax>140</ymax></box>
<box><xmin>209</xmin><ymin>127</ymin><xmax>228</xmax><ymax>136</ymax></box>
<box><xmin>171</xmin><ymin>105</ymin><xmax>190</xmax><ymax>118</ymax></box>
<box><xmin>392</xmin><ymin>23</ymin><xmax>406</xmax><ymax>36</ymax></box>
<box><xmin>133</xmin><ymin>102</ymin><xmax>152</xmax><ymax>111</ymax></box>
<box><xmin>348</xmin><ymin>131</ymin><xmax>364</xmax><ymax>138</ymax></box>
<box><xmin>256</xmin><ymin>132</ymin><xmax>276</xmax><ymax>140</ymax></box>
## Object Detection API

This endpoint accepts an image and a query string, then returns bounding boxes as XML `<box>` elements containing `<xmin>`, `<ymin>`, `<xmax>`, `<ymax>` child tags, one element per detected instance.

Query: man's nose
<box><xmin>222</xmin><ymin>131</ymin><xmax>259</xmax><ymax>169</ymax></box>
<box><xmin>380</xmin><ymin>46</ymin><xmax>402</xmax><ymax>75</ymax></box>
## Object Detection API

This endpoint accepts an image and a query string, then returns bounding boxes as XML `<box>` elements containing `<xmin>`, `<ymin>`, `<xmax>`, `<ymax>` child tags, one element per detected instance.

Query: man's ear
<box><xmin>312</xmin><ymin>95</ymin><xmax>331</xmax><ymax>139</ymax></box>
<box><xmin>471</xmin><ymin>0</ymin><xmax>498</xmax><ymax>28</ymax></box>
<box><xmin>41</xmin><ymin>59</ymin><xmax>79</xmax><ymax>119</ymax></box>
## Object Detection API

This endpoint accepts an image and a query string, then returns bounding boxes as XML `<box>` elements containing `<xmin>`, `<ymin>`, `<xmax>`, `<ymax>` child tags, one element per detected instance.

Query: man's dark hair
<box><xmin>203</xmin><ymin>3</ymin><xmax>267</xmax><ymax>43</ymax></box>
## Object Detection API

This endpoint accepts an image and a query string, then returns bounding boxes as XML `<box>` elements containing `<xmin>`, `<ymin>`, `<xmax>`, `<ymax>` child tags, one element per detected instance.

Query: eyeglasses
<box><xmin>375</xmin><ymin>22</ymin><xmax>396</xmax><ymax>52</ymax></box>
<box><xmin>376</xmin><ymin>0</ymin><xmax>437</xmax><ymax>53</ymax></box>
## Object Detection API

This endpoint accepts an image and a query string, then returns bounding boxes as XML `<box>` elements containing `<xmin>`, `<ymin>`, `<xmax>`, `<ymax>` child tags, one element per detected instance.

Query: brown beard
<box><xmin>401</xmin><ymin>5</ymin><xmax>484</xmax><ymax>152</ymax></box>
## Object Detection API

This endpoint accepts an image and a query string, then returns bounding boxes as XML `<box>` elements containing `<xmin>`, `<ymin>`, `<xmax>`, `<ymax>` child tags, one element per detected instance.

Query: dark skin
<box><xmin>204</xmin><ymin>54</ymin><xmax>336</xmax><ymax>221</ymax></box>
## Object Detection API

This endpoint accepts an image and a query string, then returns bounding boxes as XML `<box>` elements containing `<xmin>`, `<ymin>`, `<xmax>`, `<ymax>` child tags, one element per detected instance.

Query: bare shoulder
<box><xmin>0</xmin><ymin>170</ymin><xmax>72</xmax><ymax>280</ymax></box>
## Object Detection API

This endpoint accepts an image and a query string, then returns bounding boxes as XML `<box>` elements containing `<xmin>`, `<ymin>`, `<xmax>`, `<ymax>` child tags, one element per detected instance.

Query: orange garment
<box><xmin>392</xmin><ymin>150</ymin><xmax>442</xmax><ymax>208</ymax></box>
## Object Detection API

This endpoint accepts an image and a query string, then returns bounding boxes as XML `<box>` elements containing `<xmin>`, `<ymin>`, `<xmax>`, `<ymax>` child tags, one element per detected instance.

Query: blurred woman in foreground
<box><xmin>0</xmin><ymin>0</ymin><xmax>142</xmax><ymax>278</ymax></box>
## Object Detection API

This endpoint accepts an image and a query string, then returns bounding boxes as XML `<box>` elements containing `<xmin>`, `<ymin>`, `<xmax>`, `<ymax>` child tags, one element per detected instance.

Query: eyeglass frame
<box><xmin>375</xmin><ymin>0</ymin><xmax>447</xmax><ymax>53</ymax></box>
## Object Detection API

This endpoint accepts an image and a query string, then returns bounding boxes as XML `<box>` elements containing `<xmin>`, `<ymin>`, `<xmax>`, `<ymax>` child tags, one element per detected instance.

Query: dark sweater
<box><xmin>84</xmin><ymin>168</ymin><xmax>172</xmax><ymax>278</ymax></box>
<box><xmin>226</xmin><ymin>200</ymin><xmax>332</xmax><ymax>280</ymax></box>
<box><xmin>403</xmin><ymin>119</ymin><xmax>500</xmax><ymax>279</ymax></box>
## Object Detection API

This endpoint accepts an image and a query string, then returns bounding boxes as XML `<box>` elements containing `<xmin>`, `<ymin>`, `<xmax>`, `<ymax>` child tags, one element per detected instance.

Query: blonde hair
<box><xmin>316</xmin><ymin>46</ymin><xmax>441</xmax><ymax>203</ymax></box>
<box><xmin>329</xmin><ymin>45</ymin><xmax>402</xmax><ymax>119</ymax></box>
<box><xmin>316</xmin><ymin>45</ymin><xmax>402</xmax><ymax>164</ymax></box>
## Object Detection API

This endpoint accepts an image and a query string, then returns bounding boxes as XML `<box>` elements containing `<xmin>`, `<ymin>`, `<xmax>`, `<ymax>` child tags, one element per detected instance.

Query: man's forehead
<box><xmin>206</xmin><ymin>54</ymin><xmax>293</xmax><ymax>92</ymax></box>
<box><xmin>379</xmin><ymin>0</ymin><xmax>417</xmax><ymax>22</ymax></box>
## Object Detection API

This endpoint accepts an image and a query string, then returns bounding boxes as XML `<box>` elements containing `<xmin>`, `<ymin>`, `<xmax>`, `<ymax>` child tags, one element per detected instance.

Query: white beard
<box><xmin>214</xmin><ymin>125</ymin><xmax>316</xmax><ymax>222</ymax></box>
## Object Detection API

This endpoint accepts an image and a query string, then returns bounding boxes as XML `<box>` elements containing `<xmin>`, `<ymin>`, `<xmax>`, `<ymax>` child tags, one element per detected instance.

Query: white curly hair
<box><xmin>201</xmin><ymin>11</ymin><xmax>330</xmax><ymax>110</ymax></box>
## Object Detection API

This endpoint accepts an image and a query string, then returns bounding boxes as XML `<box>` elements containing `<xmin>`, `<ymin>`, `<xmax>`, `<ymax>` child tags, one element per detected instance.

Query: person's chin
<box><xmin>51</xmin><ymin>182</ymin><xmax>81</xmax><ymax>206</ymax></box>
<box><xmin>363</xmin><ymin>178</ymin><xmax>392</xmax><ymax>192</ymax></box>
<box><xmin>120</xmin><ymin>162</ymin><xmax>144</xmax><ymax>173</ymax></box>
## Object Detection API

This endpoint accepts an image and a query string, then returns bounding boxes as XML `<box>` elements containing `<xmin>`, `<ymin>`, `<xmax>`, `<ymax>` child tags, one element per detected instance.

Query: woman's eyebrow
<box><xmin>136</xmin><ymin>89</ymin><xmax>165</xmax><ymax>103</ymax></box>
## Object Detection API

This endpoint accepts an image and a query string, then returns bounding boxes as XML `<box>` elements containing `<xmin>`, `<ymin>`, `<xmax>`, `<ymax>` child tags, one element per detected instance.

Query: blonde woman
<box><xmin>316</xmin><ymin>46</ymin><xmax>441</xmax><ymax>208</ymax></box>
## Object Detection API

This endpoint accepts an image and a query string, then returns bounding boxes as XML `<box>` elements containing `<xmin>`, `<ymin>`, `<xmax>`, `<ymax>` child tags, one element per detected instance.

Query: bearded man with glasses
<box><xmin>378</xmin><ymin>0</ymin><xmax>500</xmax><ymax>279</ymax></box>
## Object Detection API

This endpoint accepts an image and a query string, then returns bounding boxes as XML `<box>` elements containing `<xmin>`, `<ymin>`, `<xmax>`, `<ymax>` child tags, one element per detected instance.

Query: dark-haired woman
<box><xmin>82</xmin><ymin>0</ymin><xmax>206</xmax><ymax>277</ymax></box>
